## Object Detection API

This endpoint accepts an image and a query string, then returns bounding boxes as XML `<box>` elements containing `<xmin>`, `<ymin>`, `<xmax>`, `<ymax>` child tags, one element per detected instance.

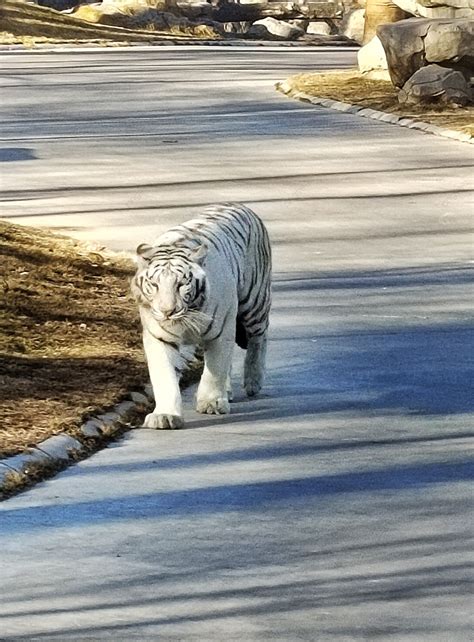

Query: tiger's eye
<box><xmin>143</xmin><ymin>280</ymin><xmax>157</xmax><ymax>298</ymax></box>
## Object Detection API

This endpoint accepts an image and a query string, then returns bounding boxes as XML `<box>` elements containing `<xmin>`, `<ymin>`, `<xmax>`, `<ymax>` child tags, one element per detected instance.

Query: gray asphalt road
<box><xmin>1</xmin><ymin>46</ymin><xmax>473</xmax><ymax>641</ymax></box>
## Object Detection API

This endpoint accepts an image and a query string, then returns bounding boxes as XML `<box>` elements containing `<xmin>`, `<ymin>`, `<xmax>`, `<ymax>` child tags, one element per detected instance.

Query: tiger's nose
<box><xmin>160</xmin><ymin>304</ymin><xmax>176</xmax><ymax>319</ymax></box>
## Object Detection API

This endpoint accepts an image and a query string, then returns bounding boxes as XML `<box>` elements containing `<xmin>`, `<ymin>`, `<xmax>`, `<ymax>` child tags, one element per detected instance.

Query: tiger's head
<box><xmin>132</xmin><ymin>242</ymin><xmax>209</xmax><ymax>335</ymax></box>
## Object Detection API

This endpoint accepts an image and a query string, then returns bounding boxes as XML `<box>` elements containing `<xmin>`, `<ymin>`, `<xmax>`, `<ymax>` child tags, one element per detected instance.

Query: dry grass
<box><xmin>286</xmin><ymin>70</ymin><xmax>474</xmax><ymax>136</ymax></box>
<box><xmin>0</xmin><ymin>0</ymin><xmax>218</xmax><ymax>44</ymax></box>
<box><xmin>0</xmin><ymin>220</ymin><xmax>149</xmax><ymax>458</ymax></box>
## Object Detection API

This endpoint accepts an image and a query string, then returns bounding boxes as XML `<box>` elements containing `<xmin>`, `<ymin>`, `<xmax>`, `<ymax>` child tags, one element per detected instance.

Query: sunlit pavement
<box><xmin>0</xmin><ymin>46</ymin><xmax>473</xmax><ymax>640</ymax></box>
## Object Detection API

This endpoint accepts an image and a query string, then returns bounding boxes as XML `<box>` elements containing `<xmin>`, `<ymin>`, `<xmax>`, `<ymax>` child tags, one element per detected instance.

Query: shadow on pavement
<box><xmin>0</xmin><ymin>147</ymin><xmax>37</xmax><ymax>163</ymax></box>
<box><xmin>1</xmin><ymin>459</ymin><xmax>473</xmax><ymax>534</ymax></box>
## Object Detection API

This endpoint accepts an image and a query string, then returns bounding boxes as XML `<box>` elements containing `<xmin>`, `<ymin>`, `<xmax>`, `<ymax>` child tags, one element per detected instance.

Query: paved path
<box><xmin>1</xmin><ymin>46</ymin><xmax>473</xmax><ymax>640</ymax></box>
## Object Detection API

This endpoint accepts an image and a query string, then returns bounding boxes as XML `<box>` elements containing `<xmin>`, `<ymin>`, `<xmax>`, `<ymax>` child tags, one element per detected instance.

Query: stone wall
<box><xmin>33</xmin><ymin>0</ymin><xmax>367</xmax><ymax>41</ymax></box>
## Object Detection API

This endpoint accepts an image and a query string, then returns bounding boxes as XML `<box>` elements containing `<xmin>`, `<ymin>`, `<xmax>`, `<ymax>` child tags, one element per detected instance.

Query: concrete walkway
<box><xmin>0</xmin><ymin>46</ymin><xmax>473</xmax><ymax>640</ymax></box>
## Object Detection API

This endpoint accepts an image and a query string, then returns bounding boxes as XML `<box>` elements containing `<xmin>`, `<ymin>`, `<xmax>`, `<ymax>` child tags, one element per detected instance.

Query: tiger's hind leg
<box><xmin>243</xmin><ymin>332</ymin><xmax>267</xmax><ymax>398</ymax></box>
<box><xmin>226</xmin><ymin>365</ymin><xmax>233</xmax><ymax>402</ymax></box>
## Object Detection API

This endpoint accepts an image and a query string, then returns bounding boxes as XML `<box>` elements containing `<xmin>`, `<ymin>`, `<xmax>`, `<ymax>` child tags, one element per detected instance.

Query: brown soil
<box><xmin>0</xmin><ymin>221</ymin><xmax>148</xmax><ymax>459</ymax></box>
<box><xmin>285</xmin><ymin>70</ymin><xmax>474</xmax><ymax>136</ymax></box>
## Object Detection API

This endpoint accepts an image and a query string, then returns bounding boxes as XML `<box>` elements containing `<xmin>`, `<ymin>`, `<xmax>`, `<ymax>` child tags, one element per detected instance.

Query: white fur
<box><xmin>135</xmin><ymin>205</ymin><xmax>270</xmax><ymax>429</ymax></box>
<box><xmin>140</xmin><ymin>264</ymin><xmax>237</xmax><ymax>427</ymax></box>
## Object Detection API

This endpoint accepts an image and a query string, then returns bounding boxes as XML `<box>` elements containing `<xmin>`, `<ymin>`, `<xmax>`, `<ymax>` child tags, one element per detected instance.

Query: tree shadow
<box><xmin>1</xmin><ymin>458</ymin><xmax>473</xmax><ymax>534</ymax></box>
<box><xmin>0</xmin><ymin>355</ymin><xmax>145</xmax><ymax>405</ymax></box>
<box><xmin>2</xmin><ymin>559</ymin><xmax>472</xmax><ymax>639</ymax></box>
<box><xmin>65</xmin><ymin>428</ymin><xmax>473</xmax><ymax>478</ymax></box>
<box><xmin>0</xmin><ymin>148</ymin><xmax>37</xmax><ymax>162</ymax></box>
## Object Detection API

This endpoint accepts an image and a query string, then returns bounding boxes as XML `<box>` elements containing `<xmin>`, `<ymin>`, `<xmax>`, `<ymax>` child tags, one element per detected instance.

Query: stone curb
<box><xmin>0</xmin><ymin>387</ymin><xmax>153</xmax><ymax>495</ymax></box>
<box><xmin>276</xmin><ymin>80</ymin><xmax>473</xmax><ymax>145</ymax></box>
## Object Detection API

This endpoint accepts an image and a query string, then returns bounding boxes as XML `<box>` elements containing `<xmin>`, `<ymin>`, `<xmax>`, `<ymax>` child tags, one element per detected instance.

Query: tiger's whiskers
<box><xmin>187</xmin><ymin>309</ymin><xmax>211</xmax><ymax>327</ymax></box>
<box><xmin>179</xmin><ymin>310</ymin><xmax>211</xmax><ymax>338</ymax></box>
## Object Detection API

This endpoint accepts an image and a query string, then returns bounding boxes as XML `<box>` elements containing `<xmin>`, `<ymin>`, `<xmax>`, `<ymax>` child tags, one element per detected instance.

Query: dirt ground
<box><xmin>285</xmin><ymin>71</ymin><xmax>474</xmax><ymax>136</ymax></box>
<box><xmin>0</xmin><ymin>221</ymin><xmax>149</xmax><ymax>459</ymax></box>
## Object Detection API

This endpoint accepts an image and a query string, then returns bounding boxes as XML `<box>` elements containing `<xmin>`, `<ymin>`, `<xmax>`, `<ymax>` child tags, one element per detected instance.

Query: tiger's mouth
<box><xmin>149</xmin><ymin>307</ymin><xmax>210</xmax><ymax>339</ymax></box>
<box><xmin>150</xmin><ymin>306</ymin><xmax>182</xmax><ymax>320</ymax></box>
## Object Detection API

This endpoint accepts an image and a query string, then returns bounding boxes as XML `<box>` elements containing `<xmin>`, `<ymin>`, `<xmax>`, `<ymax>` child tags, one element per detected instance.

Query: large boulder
<box><xmin>358</xmin><ymin>35</ymin><xmax>391</xmax><ymax>79</ymax></box>
<box><xmin>392</xmin><ymin>0</ymin><xmax>473</xmax><ymax>19</ymax></box>
<box><xmin>340</xmin><ymin>7</ymin><xmax>365</xmax><ymax>43</ymax></box>
<box><xmin>377</xmin><ymin>17</ymin><xmax>474</xmax><ymax>86</ymax></box>
<box><xmin>398</xmin><ymin>63</ymin><xmax>472</xmax><ymax>104</ymax></box>
<box><xmin>247</xmin><ymin>16</ymin><xmax>305</xmax><ymax>38</ymax></box>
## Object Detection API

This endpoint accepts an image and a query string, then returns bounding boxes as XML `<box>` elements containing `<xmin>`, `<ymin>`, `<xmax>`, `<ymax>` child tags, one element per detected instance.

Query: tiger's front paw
<box><xmin>196</xmin><ymin>396</ymin><xmax>230</xmax><ymax>415</ymax></box>
<box><xmin>143</xmin><ymin>412</ymin><xmax>184</xmax><ymax>430</ymax></box>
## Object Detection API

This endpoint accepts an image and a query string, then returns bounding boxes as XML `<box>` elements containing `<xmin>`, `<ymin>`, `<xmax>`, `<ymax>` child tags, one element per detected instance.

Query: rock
<box><xmin>247</xmin><ymin>16</ymin><xmax>305</xmax><ymax>38</ymax></box>
<box><xmin>0</xmin><ymin>450</ymin><xmax>51</xmax><ymax>475</ymax></box>
<box><xmin>378</xmin><ymin>17</ymin><xmax>474</xmax><ymax>87</ymax></box>
<box><xmin>80</xmin><ymin>418</ymin><xmax>104</xmax><ymax>437</ymax></box>
<box><xmin>212</xmin><ymin>0</ymin><xmax>340</xmax><ymax>21</ymax></box>
<box><xmin>36</xmin><ymin>435</ymin><xmax>83</xmax><ymax>461</ymax></box>
<box><xmin>288</xmin><ymin>18</ymin><xmax>310</xmax><ymax>29</ymax></box>
<box><xmin>100</xmin><ymin>411</ymin><xmax>121</xmax><ymax>427</ymax></box>
<box><xmin>358</xmin><ymin>35</ymin><xmax>391</xmax><ymax>79</ymax></box>
<box><xmin>60</xmin><ymin>0</ymin><xmax>355</xmax><ymax>37</ymax></box>
<box><xmin>221</xmin><ymin>20</ymin><xmax>253</xmax><ymax>32</ymax></box>
<box><xmin>129</xmin><ymin>391</ymin><xmax>150</xmax><ymax>405</ymax></box>
<box><xmin>340</xmin><ymin>7</ymin><xmax>365</xmax><ymax>44</ymax></box>
<box><xmin>296</xmin><ymin>1</ymin><xmax>341</xmax><ymax>18</ymax></box>
<box><xmin>73</xmin><ymin>1</ymin><xmax>222</xmax><ymax>34</ymax></box>
<box><xmin>144</xmin><ymin>383</ymin><xmax>154</xmax><ymax>400</ymax></box>
<box><xmin>306</xmin><ymin>19</ymin><xmax>332</xmax><ymax>34</ymax></box>
<box><xmin>398</xmin><ymin>63</ymin><xmax>472</xmax><ymax>104</ymax></box>
<box><xmin>175</xmin><ymin>0</ymin><xmax>212</xmax><ymax>19</ymax></box>
<box><xmin>392</xmin><ymin>0</ymin><xmax>473</xmax><ymax>20</ymax></box>
<box><xmin>72</xmin><ymin>3</ymin><xmax>105</xmax><ymax>22</ymax></box>
<box><xmin>115</xmin><ymin>400</ymin><xmax>136</xmax><ymax>417</ymax></box>
<box><xmin>424</xmin><ymin>17</ymin><xmax>473</xmax><ymax>62</ymax></box>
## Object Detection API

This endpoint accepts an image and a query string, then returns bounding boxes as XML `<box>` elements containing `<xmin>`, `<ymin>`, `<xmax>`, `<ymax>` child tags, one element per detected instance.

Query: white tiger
<box><xmin>132</xmin><ymin>203</ymin><xmax>272</xmax><ymax>429</ymax></box>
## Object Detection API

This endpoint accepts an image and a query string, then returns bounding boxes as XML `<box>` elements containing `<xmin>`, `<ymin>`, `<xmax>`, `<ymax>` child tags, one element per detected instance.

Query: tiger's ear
<box><xmin>190</xmin><ymin>243</ymin><xmax>208</xmax><ymax>264</ymax></box>
<box><xmin>136</xmin><ymin>243</ymin><xmax>155</xmax><ymax>267</ymax></box>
